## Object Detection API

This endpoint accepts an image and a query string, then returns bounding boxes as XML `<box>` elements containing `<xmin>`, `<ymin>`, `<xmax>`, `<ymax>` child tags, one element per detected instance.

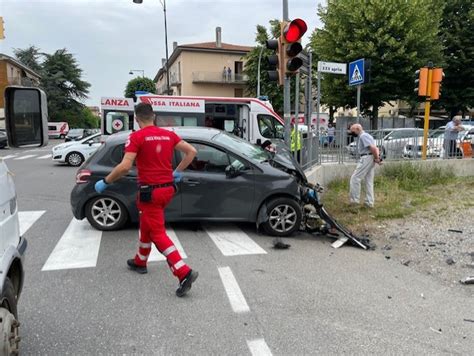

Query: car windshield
<box><xmin>212</xmin><ymin>132</ymin><xmax>270</xmax><ymax>162</ymax></box>
<box><xmin>68</xmin><ymin>129</ymin><xmax>83</xmax><ymax>135</ymax></box>
<box><xmin>430</xmin><ymin>129</ymin><xmax>445</xmax><ymax>138</ymax></box>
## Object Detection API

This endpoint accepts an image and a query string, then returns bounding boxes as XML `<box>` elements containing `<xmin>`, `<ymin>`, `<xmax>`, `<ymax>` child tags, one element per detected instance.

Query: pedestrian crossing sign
<box><xmin>348</xmin><ymin>58</ymin><xmax>365</xmax><ymax>86</ymax></box>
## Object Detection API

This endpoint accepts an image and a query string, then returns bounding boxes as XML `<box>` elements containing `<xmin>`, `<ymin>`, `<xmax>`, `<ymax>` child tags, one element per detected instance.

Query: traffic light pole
<box><xmin>282</xmin><ymin>0</ymin><xmax>291</xmax><ymax>146</ymax></box>
<box><xmin>422</xmin><ymin>67</ymin><xmax>433</xmax><ymax>160</ymax></box>
<box><xmin>356</xmin><ymin>85</ymin><xmax>361</xmax><ymax>123</ymax></box>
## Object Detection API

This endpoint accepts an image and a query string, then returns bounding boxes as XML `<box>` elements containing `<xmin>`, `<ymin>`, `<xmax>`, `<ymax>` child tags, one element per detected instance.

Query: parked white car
<box><xmin>52</xmin><ymin>133</ymin><xmax>102</xmax><ymax>166</ymax></box>
<box><xmin>403</xmin><ymin>125</ymin><xmax>474</xmax><ymax>159</ymax></box>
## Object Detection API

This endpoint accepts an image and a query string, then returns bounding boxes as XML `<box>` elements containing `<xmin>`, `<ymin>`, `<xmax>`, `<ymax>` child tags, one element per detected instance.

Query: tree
<box><xmin>124</xmin><ymin>77</ymin><xmax>156</xmax><ymax>98</ymax></box>
<box><xmin>310</xmin><ymin>0</ymin><xmax>444</xmax><ymax>128</ymax></box>
<box><xmin>13</xmin><ymin>46</ymin><xmax>43</xmax><ymax>73</ymax></box>
<box><xmin>437</xmin><ymin>0</ymin><xmax>474</xmax><ymax>118</ymax></box>
<box><xmin>15</xmin><ymin>47</ymin><xmax>91</xmax><ymax>124</ymax></box>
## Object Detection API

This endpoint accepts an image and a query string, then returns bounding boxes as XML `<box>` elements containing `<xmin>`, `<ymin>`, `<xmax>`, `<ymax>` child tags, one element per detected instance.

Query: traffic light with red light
<box><xmin>430</xmin><ymin>68</ymin><xmax>444</xmax><ymax>100</ymax></box>
<box><xmin>281</xmin><ymin>19</ymin><xmax>307</xmax><ymax>75</ymax></box>
<box><xmin>266</xmin><ymin>39</ymin><xmax>284</xmax><ymax>86</ymax></box>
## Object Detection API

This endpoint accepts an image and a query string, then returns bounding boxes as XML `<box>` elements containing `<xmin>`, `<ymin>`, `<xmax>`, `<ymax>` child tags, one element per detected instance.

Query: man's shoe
<box><xmin>176</xmin><ymin>270</ymin><xmax>199</xmax><ymax>297</ymax></box>
<box><xmin>127</xmin><ymin>259</ymin><xmax>147</xmax><ymax>274</ymax></box>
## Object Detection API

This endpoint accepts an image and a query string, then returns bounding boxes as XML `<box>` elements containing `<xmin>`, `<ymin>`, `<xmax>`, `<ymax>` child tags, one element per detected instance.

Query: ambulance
<box><xmin>100</xmin><ymin>95</ymin><xmax>287</xmax><ymax>146</ymax></box>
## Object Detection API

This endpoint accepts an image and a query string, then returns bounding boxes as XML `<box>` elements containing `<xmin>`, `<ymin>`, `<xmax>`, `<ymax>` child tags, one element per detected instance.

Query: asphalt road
<box><xmin>1</xmin><ymin>142</ymin><xmax>473</xmax><ymax>355</ymax></box>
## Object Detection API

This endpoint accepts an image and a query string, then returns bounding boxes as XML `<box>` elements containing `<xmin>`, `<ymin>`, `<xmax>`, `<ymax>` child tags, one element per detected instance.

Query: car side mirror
<box><xmin>225</xmin><ymin>165</ymin><xmax>239</xmax><ymax>178</ymax></box>
<box><xmin>88</xmin><ymin>141</ymin><xmax>93</xmax><ymax>146</ymax></box>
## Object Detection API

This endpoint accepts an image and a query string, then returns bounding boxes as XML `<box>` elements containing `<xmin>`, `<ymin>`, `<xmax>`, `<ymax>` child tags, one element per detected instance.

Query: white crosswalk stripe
<box><xmin>17</xmin><ymin>210</ymin><xmax>268</xmax><ymax>271</ymax></box>
<box><xmin>204</xmin><ymin>223</ymin><xmax>267</xmax><ymax>256</ymax></box>
<box><xmin>14</xmin><ymin>154</ymin><xmax>37</xmax><ymax>160</ymax></box>
<box><xmin>148</xmin><ymin>227</ymin><xmax>188</xmax><ymax>262</ymax></box>
<box><xmin>42</xmin><ymin>218</ymin><xmax>102</xmax><ymax>271</ymax></box>
<box><xmin>37</xmin><ymin>154</ymin><xmax>52</xmax><ymax>159</ymax></box>
<box><xmin>18</xmin><ymin>211</ymin><xmax>46</xmax><ymax>236</ymax></box>
<box><xmin>1</xmin><ymin>155</ymin><xmax>16</xmax><ymax>160</ymax></box>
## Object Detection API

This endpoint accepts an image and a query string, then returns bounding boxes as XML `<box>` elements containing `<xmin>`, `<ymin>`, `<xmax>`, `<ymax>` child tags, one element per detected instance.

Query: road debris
<box><xmin>460</xmin><ymin>276</ymin><xmax>474</xmax><ymax>285</ymax></box>
<box><xmin>429</xmin><ymin>327</ymin><xmax>442</xmax><ymax>334</ymax></box>
<box><xmin>448</xmin><ymin>229</ymin><xmax>463</xmax><ymax>233</ymax></box>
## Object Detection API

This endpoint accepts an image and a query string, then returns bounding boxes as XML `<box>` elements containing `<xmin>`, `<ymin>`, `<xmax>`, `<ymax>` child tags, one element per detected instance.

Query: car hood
<box><xmin>270</xmin><ymin>140</ymin><xmax>307</xmax><ymax>182</ymax></box>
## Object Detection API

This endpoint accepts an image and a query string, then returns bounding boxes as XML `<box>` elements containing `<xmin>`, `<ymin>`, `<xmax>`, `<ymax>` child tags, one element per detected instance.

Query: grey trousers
<box><xmin>350</xmin><ymin>155</ymin><xmax>375</xmax><ymax>206</ymax></box>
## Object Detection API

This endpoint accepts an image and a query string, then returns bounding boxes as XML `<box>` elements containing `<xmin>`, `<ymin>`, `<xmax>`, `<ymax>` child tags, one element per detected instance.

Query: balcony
<box><xmin>192</xmin><ymin>71</ymin><xmax>248</xmax><ymax>84</ymax></box>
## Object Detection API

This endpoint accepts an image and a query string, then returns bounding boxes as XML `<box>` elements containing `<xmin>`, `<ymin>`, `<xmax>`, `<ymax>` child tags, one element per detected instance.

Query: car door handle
<box><xmin>182</xmin><ymin>178</ymin><xmax>200</xmax><ymax>185</ymax></box>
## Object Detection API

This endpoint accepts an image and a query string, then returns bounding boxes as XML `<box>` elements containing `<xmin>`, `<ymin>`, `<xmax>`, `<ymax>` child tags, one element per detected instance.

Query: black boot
<box><xmin>176</xmin><ymin>270</ymin><xmax>199</xmax><ymax>297</ymax></box>
<box><xmin>127</xmin><ymin>259</ymin><xmax>147</xmax><ymax>274</ymax></box>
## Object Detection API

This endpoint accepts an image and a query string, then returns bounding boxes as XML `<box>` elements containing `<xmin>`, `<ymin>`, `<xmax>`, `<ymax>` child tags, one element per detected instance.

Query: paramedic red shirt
<box><xmin>124</xmin><ymin>126</ymin><xmax>181</xmax><ymax>184</ymax></box>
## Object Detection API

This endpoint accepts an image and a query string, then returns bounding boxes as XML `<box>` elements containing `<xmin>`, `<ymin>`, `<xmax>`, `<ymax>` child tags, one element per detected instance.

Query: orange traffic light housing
<box><xmin>415</xmin><ymin>68</ymin><xmax>429</xmax><ymax>96</ymax></box>
<box><xmin>430</xmin><ymin>68</ymin><xmax>444</xmax><ymax>100</ymax></box>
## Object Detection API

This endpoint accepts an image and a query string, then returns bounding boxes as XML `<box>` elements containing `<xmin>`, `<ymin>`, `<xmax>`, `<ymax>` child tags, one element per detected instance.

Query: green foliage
<box><xmin>14</xmin><ymin>46</ymin><xmax>91</xmax><ymax>126</ymax></box>
<box><xmin>379</xmin><ymin>162</ymin><xmax>455</xmax><ymax>191</ymax></box>
<box><xmin>124</xmin><ymin>77</ymin><xmax>156</xmax><ymax>98</ymax></box>
<box><xmin>51</xmin><ymin>107</ymin><xmax>98</xmax><ymax>129</ymax></box>
<box><xmin>13</xmin><ymin>46</ymin><xmax>43</xmax><ymax>73</ymax></box>
<box><xmin>310</xmin><ymin>0</ymin><xmax>444</xmax><ymax>125</ymax></box>
<box><xmin>436</xmin><ymin>0</ymin><xmax>474</xmax><ymax>117</ymax></box>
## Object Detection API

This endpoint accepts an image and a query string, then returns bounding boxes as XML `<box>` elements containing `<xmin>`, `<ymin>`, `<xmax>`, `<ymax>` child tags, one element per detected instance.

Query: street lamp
<box><xmin>133</xmin><ymin>0</ymin><xmax>171</xmax><ymax>95</ymax></box>
<box><xmin>129</xmin><ymin>69</ymin><xmax>145</xmax><ymax>77</ymax></box>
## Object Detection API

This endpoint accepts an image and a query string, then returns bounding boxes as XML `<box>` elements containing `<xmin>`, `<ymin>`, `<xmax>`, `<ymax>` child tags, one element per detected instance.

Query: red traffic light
<box><xmin>283</xmin><ymin>19</ymin><xmax>307</xmax><ymax>43</ymax></box>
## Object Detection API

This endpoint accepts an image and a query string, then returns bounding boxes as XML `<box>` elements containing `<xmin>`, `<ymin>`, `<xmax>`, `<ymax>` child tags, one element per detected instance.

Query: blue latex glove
<box><xmin>95</xmin><ymin>179</ymin><xmax>109</xmax><ymax>193</ymax></box>
<box><xmin>173</xmin><ymin>170</ymin><xmax>182</xmax><ymax>183</ymax></box>
<box><xmin>307</xmin><ymin>189</ymin><xmax>316</xmax><ymax>199</ymax></box>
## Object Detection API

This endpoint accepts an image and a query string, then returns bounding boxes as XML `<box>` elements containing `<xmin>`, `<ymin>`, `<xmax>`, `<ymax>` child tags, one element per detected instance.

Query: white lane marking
<box><xmin>218</xmin><ymin>266</ymin><xmax>250</xmax><ymax>313</ymax></box>
<box><xmin>204</xmin><ymin>224</ymin><xmax>267</xmax><ymax>256</ymax></box>
<box><xmin>247</xmin><ymin>339</ymin><xmax>273</xmax><ymax>356</ymax></box>
<box><xmin>147</xmin><ymin>227</ymin><xmax>187</xmax><ymax>262</ymax></box>
<box><xmin>37</xmin><ymin>154</ymin><xmax>52</xmax><ymax>159</ymax></box>
<box><xmin>42</xmin><ymin>218</ymin><xmax>102</xmax><ymax>271</ymax></box>
<box><xmin>14</xmin><ymin>155</ymin><xmax>37</xmax><ymax>160</ymax></box>
<box><xmin>18</xmin><ymin>211</ymin><xmax>46</xmax><ymax>236</ymax></box>
<box><xmin>1</xmin><ymin>155</ymin><xmax>16</xmax><ymax>160</ymax></box>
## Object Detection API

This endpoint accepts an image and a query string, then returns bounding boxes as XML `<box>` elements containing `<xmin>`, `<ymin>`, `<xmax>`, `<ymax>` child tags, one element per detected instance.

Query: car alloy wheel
<box><xmin>261</xmin><ymin>197</ymin><xmax>302</xmax><ymax>236</ymax></box>
<box><xmin>85</xmin><ymin>196</ymin><xmax>128</xmax><ymax>231</ymax></box>
<box><xmin>66</xmin><ymin>152</ymin><xmax>84</xmax><ymax>166</ymax></box>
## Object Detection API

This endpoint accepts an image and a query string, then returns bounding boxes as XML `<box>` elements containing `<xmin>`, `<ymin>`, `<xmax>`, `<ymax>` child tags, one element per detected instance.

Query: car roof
<box><xmin>107</xmin><ymin>127</ymin><xmax>222</xmax><ymax>145</ymax></box>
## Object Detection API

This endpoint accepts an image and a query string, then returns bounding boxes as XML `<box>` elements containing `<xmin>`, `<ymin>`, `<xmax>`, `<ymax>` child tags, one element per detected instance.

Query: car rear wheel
<box><xmin>85</xmin><ymin>196</ymin><xmax>128</xmax><ymax>231</ymax></box>
<box><xmin>0</xmin><ymin>278</ymin><xmax>20</xmax><ymax>354</ymax></box>
<box><xmin>261</xmin><ymin>197</ymin><xmax>302</xmax><ymax>237</ymax></box>
<box><xmin>66</xmin><ymin>152</ymin><xmax>84</xmax><ymax>166</ymax></box>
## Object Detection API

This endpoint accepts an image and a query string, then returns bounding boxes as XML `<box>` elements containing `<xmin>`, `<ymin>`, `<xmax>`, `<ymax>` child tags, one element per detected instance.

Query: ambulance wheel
<box><xmin>261</xmin><ymin>197</ymin><xmax>301</xmax><ymax>237</ymax></box>
<box><xmin>66</xmin><ymin>152</ymin><xmax>84</xmax><ymax>167</ymax></box>
<box><xmin>85</xmin><ymin>196</ymin><xmax>128</xmax><ymax>231</ymax></box>
<box><xmin>0</xmin><ymin>278</ymin><xmax>20</xmax><ymax>354</ymax></box>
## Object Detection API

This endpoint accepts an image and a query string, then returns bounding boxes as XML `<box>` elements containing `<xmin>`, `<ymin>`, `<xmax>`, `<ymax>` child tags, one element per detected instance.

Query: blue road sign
<box><xmin>348</xmin><ymin>59</ymin><xmax>365</xmax><ymax>86</ymax></box>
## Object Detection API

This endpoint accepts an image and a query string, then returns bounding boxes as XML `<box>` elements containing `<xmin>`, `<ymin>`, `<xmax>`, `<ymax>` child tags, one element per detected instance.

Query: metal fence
<box><xmin>297</xmin><ymin>127</ymin><xmax>474</xmax><ymax>170</ymax></box>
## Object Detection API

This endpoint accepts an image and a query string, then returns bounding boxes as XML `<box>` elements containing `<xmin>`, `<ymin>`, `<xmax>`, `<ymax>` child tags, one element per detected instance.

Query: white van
<box><xmin>48</xmin><ymin>121</ymin><xmax>69</xmax><ymax>139</ymax></box>
<box><xmin>100</xmin><ymin>95</ymin><xmax>286</xmax><ymax>146</ymax></box>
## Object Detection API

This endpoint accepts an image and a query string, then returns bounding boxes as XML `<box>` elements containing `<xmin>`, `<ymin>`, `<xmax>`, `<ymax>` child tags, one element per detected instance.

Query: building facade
<box><xmin>0</xmin><ymin>53</ymin><xmax>41</xmax><ymax>122</ymax></box>
<box><xmin>154</xmin><ymin>27</ymin><xmax>252</xmax><ymax>97</ymax></box>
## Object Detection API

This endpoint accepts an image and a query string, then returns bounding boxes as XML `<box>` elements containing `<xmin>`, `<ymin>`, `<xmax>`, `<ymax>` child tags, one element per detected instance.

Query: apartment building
<box><xmin>0</xmin><ymin>53</ymin><xmax>41</xmax><ymax>122</ymax></box>
<box><xmin>154</xmin><ymin>27</ymin><xmax>252</xmax><ymax>97</ymax></box>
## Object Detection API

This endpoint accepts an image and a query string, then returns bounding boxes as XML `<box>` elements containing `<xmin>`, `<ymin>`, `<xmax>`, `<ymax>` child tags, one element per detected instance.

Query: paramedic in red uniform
<box><xmin>94</xmin><ymin>102</ymin><xmax>198</xmax><ymax>297</ymax></box>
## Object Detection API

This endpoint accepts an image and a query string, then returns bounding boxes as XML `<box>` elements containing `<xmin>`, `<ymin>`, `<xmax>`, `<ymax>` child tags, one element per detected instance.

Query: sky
<box><xmin>0</xmin><ymin>0</ymin><xmax>323</xmax><ymax>106</ymax></box>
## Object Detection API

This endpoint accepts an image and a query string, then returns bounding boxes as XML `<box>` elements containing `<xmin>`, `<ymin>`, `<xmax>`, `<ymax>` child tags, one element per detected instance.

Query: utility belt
<box><xmin>360</xmin><ymin>153</ymin><xmax>372</xmax><ymax>157</ymax></box>
<box><xmin>138</xmin><ymin>182</ymin><xmax>174</xmax><ymax>202</ymax></box>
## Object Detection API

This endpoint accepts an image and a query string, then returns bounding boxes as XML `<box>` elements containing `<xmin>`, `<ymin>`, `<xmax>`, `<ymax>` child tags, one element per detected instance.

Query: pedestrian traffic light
<box><xmin>0</xmin><ymin>17</ymin><xmax>5</xmax><ymax>40</ymax></box>
<box><xmin>414</xmin><ymin>68</ymin><xmax>429</xmax><ymax>96</ymax></box>
<box><xmin>281</xmin><ymin>19</ymin><xmax>307</xmax><ymax>75</ymax></box>
<box><xmin>265</xmin><ymin>38</ymin><xmax>284</xmax><ymax>86</ymax></box>
<box><xmin>430</xmin><ymin>68</ymin><xmax>444</xmax><ymax>100</ymax></box>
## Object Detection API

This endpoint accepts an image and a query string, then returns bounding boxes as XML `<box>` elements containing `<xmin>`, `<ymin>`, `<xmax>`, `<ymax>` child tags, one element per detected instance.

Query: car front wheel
<box><xmin>85</xmin><ymin>196</ymin><xmax>128</xmax><ymax>231</ymax></box>
<box><xmin>261</xmin><ymin>197</ymin><xmax>302</xmax><ymax>237</ymax></box>
<box><xmin>66</xmin><ymin>152</ymin><xmax>84</xmax><ymax>166</ymax></box>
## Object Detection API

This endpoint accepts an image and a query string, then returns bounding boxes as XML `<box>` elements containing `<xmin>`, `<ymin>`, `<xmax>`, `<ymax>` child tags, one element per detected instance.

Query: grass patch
<box><xmin>322</xmin><ymin>163</ymin><xmax>473</xmax><ymax>230</ymax></box>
